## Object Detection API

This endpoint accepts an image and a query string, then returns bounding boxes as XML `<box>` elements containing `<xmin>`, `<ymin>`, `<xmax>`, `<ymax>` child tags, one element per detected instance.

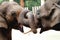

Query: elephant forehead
<box><xmin>7</xmin><ymin>5</ymin><xmax>23</xmax><ymax>15</ymax></box>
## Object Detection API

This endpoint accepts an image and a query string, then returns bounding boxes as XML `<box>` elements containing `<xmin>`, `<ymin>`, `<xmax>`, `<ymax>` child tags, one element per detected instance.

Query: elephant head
<box><xmin>36</xmin><ymin>0</ymin><xmax>60</xmax><ymax>33</ymax></box>
<box><xmin>18</xmin><ymin>10</ymin><xmax>37</xmax><ymax>34</ymax></box>
<box><xmin>1</xmin><ymin>1</ymin><xmax>38</xmax><ymax>34</ymax></box>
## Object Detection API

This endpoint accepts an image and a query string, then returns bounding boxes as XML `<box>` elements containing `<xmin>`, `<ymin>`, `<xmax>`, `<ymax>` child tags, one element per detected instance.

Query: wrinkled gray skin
<box><xmin>36</xmin><ymin>0</ymin><xmax>60</xmax><ymax>33</ymax></box>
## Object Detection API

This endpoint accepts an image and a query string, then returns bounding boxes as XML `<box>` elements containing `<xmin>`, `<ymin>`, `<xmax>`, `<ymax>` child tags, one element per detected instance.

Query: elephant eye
<box><xmin>37</xmin><ymin>12</ymin><xmax>40</xmax><ymax>15</ymax></box>
<box><xmin>11</xmin><ymin>12</ymin><xmax>16</xmax><ymax>16</ymax></box>
<box><xmin>3</xmin><ymin>11</ymin><xmax>6</xmax><ymax>16</ymax></box>
<box><xmin>36</xmin><ymin>10</ymin><xmax>40</xmax><ymax>15</ymax></box>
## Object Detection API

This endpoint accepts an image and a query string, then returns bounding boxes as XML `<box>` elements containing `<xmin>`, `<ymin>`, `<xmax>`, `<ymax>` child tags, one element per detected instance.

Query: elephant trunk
<box><xmin>18</xmin><ymin>9</ymin><xmax>37</xmax><ymax>34</ymax></box>
<box><xmin>18</xmin><ymin>9</ymin><xmax>30</xmax><ymax>26</ymax></box>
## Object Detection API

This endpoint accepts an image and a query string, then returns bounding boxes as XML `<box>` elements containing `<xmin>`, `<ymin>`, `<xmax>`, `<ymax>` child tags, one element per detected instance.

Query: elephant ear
<box><xmin>52</xmin><ymin>0</ymin><xmax>60</xmax><ymax>8</ymax></box>
<box><xmin>57</xmin><ymin>0</ymin><xmax>60</xmax><ymax>5</ymax></box>
<box><xmin>0</xmin><ymin>15</ymin><xmax>8</xmax><ymax>29</ymax></box>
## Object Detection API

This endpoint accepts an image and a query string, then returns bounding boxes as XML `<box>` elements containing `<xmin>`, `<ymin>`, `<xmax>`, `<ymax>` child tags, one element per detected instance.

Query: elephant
<box><xmin>36</xmin><ymin>0</ymin><xmax>60</xmax><ymax>33</ymax></box>
<box><xmin>0</xmin><ymin>1</ymin><xmax>37</xmax><ymax>40</ymax></box>
<box><xmin>2</xmin><ymin>1</ymin><xmax>37</xmax><ymax>34</ymax></box>
<box><xmin>0</xmin><ymin>1</ymin><xmax>22</xmax><ymax>40</ymax></box>
<box><xmin>0</xmin><ymin>1</ymin><xmax>25</xmax><ymax>40</ymax></box>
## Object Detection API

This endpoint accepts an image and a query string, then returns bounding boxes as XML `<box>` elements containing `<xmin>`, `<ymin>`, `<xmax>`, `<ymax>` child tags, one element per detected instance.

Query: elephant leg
<box><xmin>7</xmin><ymin>29</ymin><xmax>12</xmax><ymax>40</ymax></box>
<box><xmin>0</xmin><ymin>28</ymin><xmax>8</xmax><ymax>40</ymax></box>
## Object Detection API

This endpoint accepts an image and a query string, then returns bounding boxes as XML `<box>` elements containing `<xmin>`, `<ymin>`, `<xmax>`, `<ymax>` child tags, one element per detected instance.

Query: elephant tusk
<box><xmin>23</xmin><ymin>30</ymin><xmax>32</xmax><ymax>34</ymax></box>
